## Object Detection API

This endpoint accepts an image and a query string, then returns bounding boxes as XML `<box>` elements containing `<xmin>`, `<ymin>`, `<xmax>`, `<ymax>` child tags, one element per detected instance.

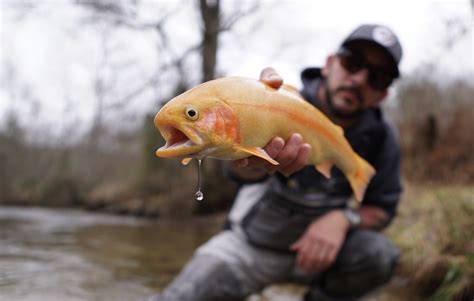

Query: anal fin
<box><xmin>233</xmin><ymin>145</ymin><xmax>279</xmax><ymax>165</ymax></box>
<box><xmin>315</xmin><ymin>161</ymin><xmax>333</xmax><ymax>179</ymax></box>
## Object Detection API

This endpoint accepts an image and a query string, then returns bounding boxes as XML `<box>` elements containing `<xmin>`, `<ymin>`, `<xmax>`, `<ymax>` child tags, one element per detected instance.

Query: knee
<box><xmin>321</xmin><ymin>230</ymin><xmax>400</xmax><ymax>298</ymax></box>
<box><xmin>151</xmin><ymin>254</ymin><xmax>246</xmax><ymax>301</ymax></box>
<box><xmin>341</xmin><ymin>230</ymin><xmax>399</xmax><ymax>272</ymax></box>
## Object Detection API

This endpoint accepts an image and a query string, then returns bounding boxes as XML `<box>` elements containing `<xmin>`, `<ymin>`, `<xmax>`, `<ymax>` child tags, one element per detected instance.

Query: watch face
<box><xmin>344</xmin><ymin>209</ymin><xmax>361</xmax><ymax>228</ymax></box>
<box><xmin>352</xmin><ymin>212</ymin><xmax>361</xmax><ymax>225</ymax></box>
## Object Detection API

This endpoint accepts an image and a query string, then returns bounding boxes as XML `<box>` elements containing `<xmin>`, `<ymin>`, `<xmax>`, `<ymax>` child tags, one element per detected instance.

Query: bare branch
<box><xmin>219</xmin><ymin>2</ymin><xmax>260</xmax><ymax>32</ymax></box>
<box><xmin>443</xmin><ymin>17</ymin><xmax>470</xmax><ymax>50</ymax></box>
<box><xmin>105</xmin><ymin>43</ymin><xmax>202</xmax><ymax>110</ymax></box>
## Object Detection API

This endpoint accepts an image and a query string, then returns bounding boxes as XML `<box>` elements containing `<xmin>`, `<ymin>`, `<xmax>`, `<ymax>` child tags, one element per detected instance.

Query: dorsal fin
<box><xmin>282</xmin><ymin>84</ymin><xmax>303</xmax><ymax>98</ymax></box>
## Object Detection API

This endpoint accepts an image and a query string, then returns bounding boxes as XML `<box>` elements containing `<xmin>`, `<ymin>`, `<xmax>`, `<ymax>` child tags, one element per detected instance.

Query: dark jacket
<box><xmin>226</xmin><ymin>68</ymin><xmax>402</xmax><ymax>250</ymax></box>
<box><xmin>297</xmin><ymin>68</ymin><xmax>402</xmax><ymax>218</ymax></box>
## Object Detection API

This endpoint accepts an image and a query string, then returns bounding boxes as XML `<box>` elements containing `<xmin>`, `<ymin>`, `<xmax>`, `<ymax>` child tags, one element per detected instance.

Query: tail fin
<box><xmin>347</xmin><ymin>156</ymin><xmax>376</xmax><ymax>202</ymax></box>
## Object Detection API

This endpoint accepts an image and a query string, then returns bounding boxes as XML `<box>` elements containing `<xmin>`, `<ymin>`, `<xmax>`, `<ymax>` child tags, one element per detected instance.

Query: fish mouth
<box><xmin>156</xmin><ymin>125</ymin><xmax>205</xmax><ymax>158</ymax></box>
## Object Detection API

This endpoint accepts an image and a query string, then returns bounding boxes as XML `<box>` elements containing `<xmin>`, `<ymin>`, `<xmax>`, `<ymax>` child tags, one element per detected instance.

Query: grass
<box><xmin>386</xmin><ymin>183</ymin><xmax>474</xmax><ymax>300</ymax></box>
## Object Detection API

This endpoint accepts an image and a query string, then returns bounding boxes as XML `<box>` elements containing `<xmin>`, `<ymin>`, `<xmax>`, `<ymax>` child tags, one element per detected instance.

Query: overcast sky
<box><xmin>0</xmin><ymin>0</ymin><xmax>472</xmax><ymax>140</ymax></box>
<box><xmin>221</xmin><ymin>0</ymin><xmax>472</xmax><ymax>83</ymax></box>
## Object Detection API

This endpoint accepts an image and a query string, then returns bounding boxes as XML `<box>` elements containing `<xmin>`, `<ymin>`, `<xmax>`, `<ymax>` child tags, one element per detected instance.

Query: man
<box><xmin>146</xmin><ymin>24</ymin><xmax>403</xmax><ymax>301</ymax></box>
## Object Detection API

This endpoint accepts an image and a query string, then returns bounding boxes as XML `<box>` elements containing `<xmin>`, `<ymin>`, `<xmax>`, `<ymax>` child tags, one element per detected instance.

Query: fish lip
<box><xmin>155</xmin><ymin>124</ymin><xmax>206</xmax><ymax>158</ymax></box>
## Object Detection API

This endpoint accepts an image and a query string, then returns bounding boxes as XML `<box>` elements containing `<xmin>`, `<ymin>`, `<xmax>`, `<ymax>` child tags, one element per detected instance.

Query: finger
<box><xmin>233</xmin><ymin>158</ymin><xmax>249</xmax><ymax>168</ymax></box>
<box><xmin>313</xmin><ymin>245</ymin><xmax>332</xmax><ymax>272</ymax></box>
<box><xmin>276</xmin><ymin>134</ymin><xmax>304</xmax><ymax>169</ymax></box>
<box><xmin>324</xmin><ymin>247</ymin><xmax>338</xmax><ymax>270</ymax></box>
<box><xmin>290</xmin><ymin>238</ymin><xmax>303</xmax><ymax>251</ymax></box>
<box><xmin>265</xmin><ymin>137</ymin><xmax>285</xmax><ymax>158</ymax></box>
<box><xmin>301</xmin><ymin>246</ymin><xmax>318</xmax><ymax>273</ymax></box>
<box><xmin>297</xmin><ymin>239</ymin><xmax>319</xmax><ymax>273</ymax></box>
<box><xmin>260</xmin><ymin>67</ymin><xmax>283</xmax><ymax>89</ymax></box>
<box><xmin>296</xmin><ymin>241</ymin><xmax>312</xmax><ymax>272</ymax></box>
<box><xmin>302</xmin><ymin>243</ymin><xmax>326</xmax><ymax>274</ymax></box>
<box><xmin>280</xmin><ymin>143</ymin><xmax>311</xmax><ymax>176</ymax></box>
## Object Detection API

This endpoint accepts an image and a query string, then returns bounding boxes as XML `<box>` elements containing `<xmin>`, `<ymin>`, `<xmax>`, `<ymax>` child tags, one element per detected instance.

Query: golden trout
<box><xmin>154</xmin><ymin>77</ymin><xmax>375</xmax><ymax>202</ymax></box>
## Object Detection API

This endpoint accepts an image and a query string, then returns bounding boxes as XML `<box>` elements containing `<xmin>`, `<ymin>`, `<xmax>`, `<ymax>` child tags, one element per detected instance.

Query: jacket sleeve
<box><xmin>362</xmin><ymin>122</ymin><xmax>403</xmax><ymax>221</ymax></box>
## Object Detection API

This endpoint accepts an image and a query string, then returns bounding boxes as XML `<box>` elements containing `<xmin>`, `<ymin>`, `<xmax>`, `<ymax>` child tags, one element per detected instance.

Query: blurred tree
<box><xmin>0</xmin><ymin>151</ymin><xmax>7</xmax><ymax>200</ymax></box>
<box><xmin>423</xmin><ymin>114</ymin><xmax>438</xmax><ymax>152</ymax></box>
<box><xmin>200</xmin><ymin>0</ymin><xmax>220</xmax><ymax>82</ymax></box>
<box><xmin>394</xmin><ymin>73</ymin><xmax>474</xmax><ymax>183</ymax></box>
<box><xmin>0</xmin><ymin>112</ymin><xmax>24</xmax><ymax>201</ymax></box>
<box><xmin>0</xmin><ymin>0</ymin><xmax>262</xmax><ymax>213</ymax></box>
<box><xmin>136</xmin><ymin>0</ymin><xmax>261</xmax><ymax>214</ymax></box>
<box><xmin>194</xmin><ymin>0</ymin><xmax>263</xmax><ymax>213</ymax></box>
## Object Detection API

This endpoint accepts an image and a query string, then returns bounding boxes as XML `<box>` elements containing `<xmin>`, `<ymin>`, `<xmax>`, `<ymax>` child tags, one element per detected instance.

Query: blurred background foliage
<box><xmin>0</xmin><ymin>1</ymin><xmax>472</xmax><ymax>299</ymax></box>
<box><xmin>1</xmin><ymin>0</ymin><xmax>471</xmax><ymax>215</ymax></box>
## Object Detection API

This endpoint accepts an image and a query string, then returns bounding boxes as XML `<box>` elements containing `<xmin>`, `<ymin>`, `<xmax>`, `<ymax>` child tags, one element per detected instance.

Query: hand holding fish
<box><xmin>231</xmin><ymin>68</ymin><xmax>312</xmax><ymax>178</ymax></box>
<box><xmin>231</xmin><ymin>133</ymin><xmax>312</xmax><ymax>178</ymax></box>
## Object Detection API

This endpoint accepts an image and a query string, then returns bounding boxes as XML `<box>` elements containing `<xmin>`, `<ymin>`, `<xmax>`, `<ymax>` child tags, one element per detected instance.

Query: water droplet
<box><xmin>196</xmin><ymin>159</ymin><xmax>204</xmax><ymax>201</ymax></box>
<box><xmin>195</xmin><ymin>191</ymin><xmax>204</xmax><ymax>201</ymax></box>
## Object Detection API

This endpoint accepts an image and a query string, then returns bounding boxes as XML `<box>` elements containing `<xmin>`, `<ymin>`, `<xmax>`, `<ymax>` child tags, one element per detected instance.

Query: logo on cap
<box><xmin>372</xmin><ymin>26</ymin><xmax>396</xmax><ymax>47</ymax></box>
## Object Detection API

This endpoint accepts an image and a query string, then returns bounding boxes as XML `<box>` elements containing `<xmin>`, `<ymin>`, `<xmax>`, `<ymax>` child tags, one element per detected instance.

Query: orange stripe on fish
<box><xmin>231</xmin><ymin>101</ymin><xmax>345</xmax><ymax>149</ymax></box>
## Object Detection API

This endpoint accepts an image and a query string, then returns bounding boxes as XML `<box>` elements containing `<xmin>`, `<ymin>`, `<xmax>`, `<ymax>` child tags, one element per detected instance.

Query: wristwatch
<box><xmin>342</xmin><ymin>208</ymin><xmax>361</xmax><ymax>229</ymax></box>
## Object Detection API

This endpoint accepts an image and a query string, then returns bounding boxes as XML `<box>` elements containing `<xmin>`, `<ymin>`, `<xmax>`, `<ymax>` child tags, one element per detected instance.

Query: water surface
<box><xmin>0</xmin><ymin>206</ymin><xmax>415</xmax><ymax>301</ymax></box>
<box><xmin>0</xmin><ymin>206</ymin><xmax>221</xmax><ymax>301</ymax></box>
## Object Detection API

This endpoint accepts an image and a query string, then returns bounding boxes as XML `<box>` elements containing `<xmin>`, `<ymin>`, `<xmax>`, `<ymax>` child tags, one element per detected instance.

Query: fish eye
<box><xmin>185</xmin><ymin>106</ymin><xmax>199</xmax><ymax>120</ymax></box>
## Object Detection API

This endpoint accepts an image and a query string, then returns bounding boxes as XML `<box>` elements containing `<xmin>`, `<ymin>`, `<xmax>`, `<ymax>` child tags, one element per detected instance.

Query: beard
<box><xmin>325</xmin><ymin>85</ymin><xmax>365</xmax><ymax>119</ymax></box>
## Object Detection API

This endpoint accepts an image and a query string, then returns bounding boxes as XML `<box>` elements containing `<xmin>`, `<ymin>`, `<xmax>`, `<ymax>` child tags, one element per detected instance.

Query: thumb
<box><xmin>234</xmin><ymin>158</ymin><xmax>249</xmax><ymax>168</ymax></box>
<box><xmin>290</xmin><ymin>239</ymin><xmax>302</xmax><ymax>251</ymax></box>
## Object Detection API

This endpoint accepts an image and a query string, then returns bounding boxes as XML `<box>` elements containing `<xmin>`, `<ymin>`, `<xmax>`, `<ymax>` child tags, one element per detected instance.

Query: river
<box><xmin>0</xmin><ymin>206</ymin><xmax>223</xmax><ymax>301</ymax></box>
<box><xmin>0</xmin><ymin>206</ymin><xmax>415</xmax><ymax>301</ymax></box>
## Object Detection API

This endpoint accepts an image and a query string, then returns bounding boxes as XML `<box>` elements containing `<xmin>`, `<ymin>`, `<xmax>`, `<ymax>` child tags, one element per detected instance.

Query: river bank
<box><xmin>1</xmin><ymin>184</ymin><xmax>473</xmax><ymax>301</ymax></box>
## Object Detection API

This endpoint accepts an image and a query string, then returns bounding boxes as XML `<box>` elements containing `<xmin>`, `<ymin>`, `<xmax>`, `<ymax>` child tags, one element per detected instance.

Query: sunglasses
<box><xmin>336</xmin><ymin>47</ymin><xmax>395</xmax><ymax>91</ymax></box>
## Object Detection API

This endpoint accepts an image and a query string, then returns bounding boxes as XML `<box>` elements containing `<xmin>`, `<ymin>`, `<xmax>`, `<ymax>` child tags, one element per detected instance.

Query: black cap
<box><xmin>342</xmin><ymin>24</ymin><xmax>402</xmax><ymax>77</ymax></box>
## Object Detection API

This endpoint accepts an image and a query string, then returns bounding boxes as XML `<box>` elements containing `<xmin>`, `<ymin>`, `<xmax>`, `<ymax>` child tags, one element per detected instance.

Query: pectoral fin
<box><xmin>315</xmin><ymin>161</ymin><xmax>333</xmax><ymax>179</ymax></box>
<box><xmin>181</xmin><ymin>158</ymin><xmax>193</xmax><ymax>165</ymax></box>
<box><xmin>233</xmin><ymin>145</ymin><xmax>279</xmax><ymax>165</ymax></box>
